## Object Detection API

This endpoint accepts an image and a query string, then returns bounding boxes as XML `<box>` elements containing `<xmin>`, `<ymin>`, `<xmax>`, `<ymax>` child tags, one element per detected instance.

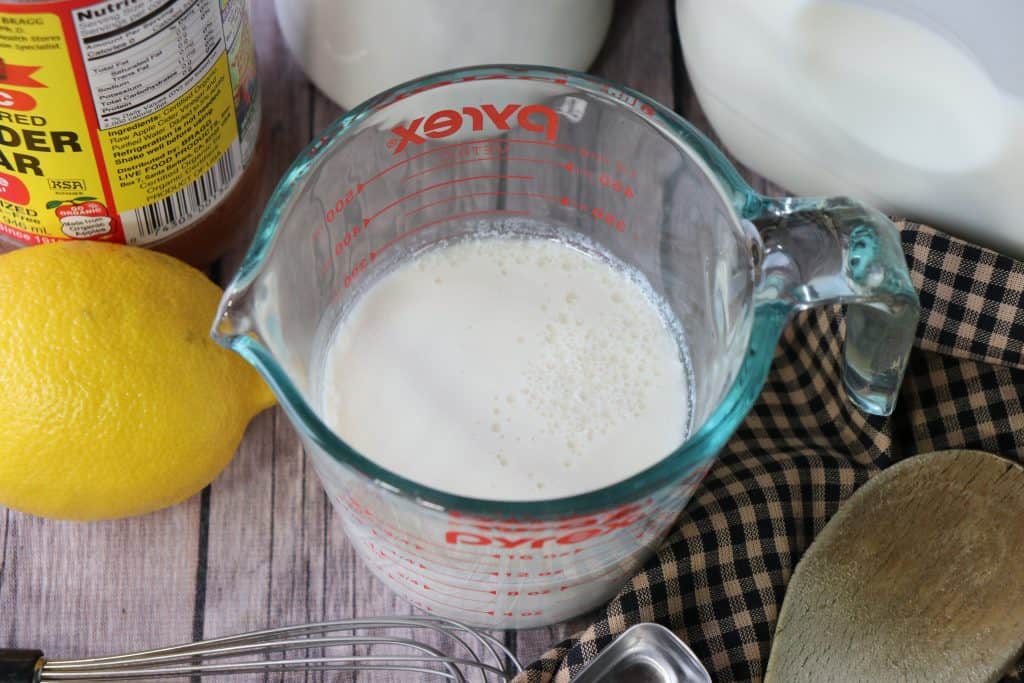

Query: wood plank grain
<box><xmin>0</xmin><ymin>503</ymin><xmax>200</xmax><ymax>658</ymax></box>
<box><xmin>592</xmin><ymin>0</ymin><xmax>675</xmax><ymax>108</ymax></box>
<box><xmin>199</xmin><ymin>5</ymin><xmax>326</xmax><ymax>683</ymax></box>
<box><xmin>202</xmin><ymin>410</ymin><xmax>331</xmax><ymax>683</ymax></box>
<box><xmin>0</xmin><ymin>511</ymin><xmax>7</xmax><ymax>612</ymax></box>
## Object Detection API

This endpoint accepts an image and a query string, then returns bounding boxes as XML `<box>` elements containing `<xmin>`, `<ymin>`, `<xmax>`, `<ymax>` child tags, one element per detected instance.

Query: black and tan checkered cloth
<box><xmin>518</xmin><ymin>222</ymin><xmax>1024</xmax><ymax>682</ymax></box>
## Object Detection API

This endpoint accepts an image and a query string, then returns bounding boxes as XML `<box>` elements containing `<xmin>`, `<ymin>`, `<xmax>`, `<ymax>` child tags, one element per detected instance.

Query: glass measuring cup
<box><xmin>213</xmin><ymin>66</ymin><xmax>919</xmax><ymax>629</ymax></box>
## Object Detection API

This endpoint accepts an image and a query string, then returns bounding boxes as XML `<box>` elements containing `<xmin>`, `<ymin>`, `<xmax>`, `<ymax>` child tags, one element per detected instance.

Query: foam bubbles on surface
<box><xmin>319</xmin><ymin>232</ymin><xmax>691</xmax><ymax>501</ymax></box>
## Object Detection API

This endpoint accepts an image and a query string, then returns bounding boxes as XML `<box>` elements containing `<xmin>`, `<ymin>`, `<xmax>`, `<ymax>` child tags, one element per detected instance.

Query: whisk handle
<box><xmin>0</xmin><ymin>649</ymin><xmax>42</xmax><ymax>683</ymax></box>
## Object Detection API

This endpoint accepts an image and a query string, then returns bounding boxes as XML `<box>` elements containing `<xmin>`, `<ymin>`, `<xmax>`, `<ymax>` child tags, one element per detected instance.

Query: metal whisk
<box><xmin>0</xmin><ymin>617</ymin><xmax>522</xmax><ymax>681</ymax></box>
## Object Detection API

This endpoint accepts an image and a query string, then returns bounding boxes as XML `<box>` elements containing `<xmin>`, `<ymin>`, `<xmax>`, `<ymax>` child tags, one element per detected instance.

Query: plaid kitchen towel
<box><xmin>517</xmin><ymin>222</ymin><xmax>1024</xmax><ymax>683</ymax></box>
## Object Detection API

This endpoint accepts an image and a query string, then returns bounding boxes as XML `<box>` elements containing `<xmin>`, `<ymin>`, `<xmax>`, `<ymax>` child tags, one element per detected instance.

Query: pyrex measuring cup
<box><xmin>213</xmin><ymin>66</ymin><xmax>919</xmax><ymax>629</ymax></box>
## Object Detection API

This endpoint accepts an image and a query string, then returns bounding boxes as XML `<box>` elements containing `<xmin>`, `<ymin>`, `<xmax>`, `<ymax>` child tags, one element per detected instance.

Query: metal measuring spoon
<box><xmin>573</xmin><ymin>623</ymin><xmax>712</xmax><ymax>683</ymax></box>
<box><xmin>765</xmin><ymin>450</ymin><xmax>1024</xmax><ymax>682</ymax></box>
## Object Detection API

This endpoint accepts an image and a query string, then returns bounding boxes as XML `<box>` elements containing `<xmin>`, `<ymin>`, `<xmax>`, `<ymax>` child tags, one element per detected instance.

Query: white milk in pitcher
<box><xmin>676</xmin><ymin>0</ymin><xmax>1024</xmax><ymax>255</ymax></box>
<box><xmin>319</xmin><ymin>233</ymin><xmax>691</xmax><ymax>500</ymax></box>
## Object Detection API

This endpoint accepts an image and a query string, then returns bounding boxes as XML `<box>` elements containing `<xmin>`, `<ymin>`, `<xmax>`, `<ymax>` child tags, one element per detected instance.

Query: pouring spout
<box><xmin>211</xmin><ymin>287</ymin><xmax>256</xmax><ymax>348</ymax></box>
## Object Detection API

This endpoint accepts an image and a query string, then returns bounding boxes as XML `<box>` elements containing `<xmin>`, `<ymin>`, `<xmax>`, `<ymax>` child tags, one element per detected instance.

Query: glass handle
<box><xmin>748</xmin><ymin>196</ymin><xmax>920</xmax><ymax>416</ymax></box>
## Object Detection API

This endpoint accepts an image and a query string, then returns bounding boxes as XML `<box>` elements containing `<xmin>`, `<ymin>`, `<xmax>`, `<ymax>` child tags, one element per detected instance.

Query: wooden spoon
<box><xmin>765</xmin><ymin>449</ymin><xmax>1024</xmax><ymax>683</ymax></box>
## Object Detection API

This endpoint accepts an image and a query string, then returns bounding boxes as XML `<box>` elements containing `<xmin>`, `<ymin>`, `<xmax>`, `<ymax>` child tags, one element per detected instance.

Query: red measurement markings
<box><xmin>326</xmin><ymin>177</ymin><xmax>533</xmax><ymax>279</ymax></box>
<box><xmin>366</xmin><ymin>520</ymin><xmax>627</xmax><ymax>572</ymax></box>
<box><xmin>369</xmin><ymin>535</ymin><xmax>586</xmax><ymax>588</ymax></box>
<box><xmin>372</xmin><ymin>540</ymin><xmax>606</xmax><ymax>610</ymax></box>
<box><xmin>403</xmin><ymin>156</ymin><xmax>566</xmax><ymax>182</ymax></box>
<box><xmin>422</xmin><ymin>596</ymin><xmax>522</xmax><ymax>619</ymax></box>
<box><xmin>600</xmin><ymin>84</ymin><xmax>657</xmax><ymax>120</ymax></box>
<box><xmin>366</xmin><ymin>527</ymin><xmax>546</xmax><ymax>577</ymax></box>
<box><xmin>440</xmin><ymin>527</ymin><xmax>652</xmax><ymax>571</ymax></box>
<box><xmin>405</xmin><ymin>597</ymin><xmax>436</xmax><ymax>613</ymax></box>
<box><xmin>373</xmin><ymin>575</ymin><xmax>506</xmax><ymax>618</ymax></box>
<box><xmin>448</xmin><ymin>526</ymin><xmax>645</xmax><ymax>553</ymax></box>
<box><xmin>316</xmin><ymin>138</ymin><xmax>639</xmax><ymax>240</ymax></box>
<box><xmin>318</xmin><ymin>137</ymin><xmax>576</xmax><ymax>229</ymax></box>
<box><xmin>404</xmin><ymin>190</ymin><xmax>567</xmax><ymax>219</ymax></box>
<box><xmin>598</xmin><ymin>172</ymin><xmax>636</xmax><ymax>199</ymax></box>
<box><xmin>564</xmin><ymin>163</ymin><xmax>637</xmax><ymax>201</ymax></box>
<box><xmin>367</xmin><ymin>562</ymin><xmax>482</xmax><ymax>615</ymax></box>
<box><xmin>614</xmin><ymin>159</ymin><xmax>639</xmax><ymax>180</ymax></box>
<box><xmin>318</xmin><ymin>223</ymin><xmax>364</xmax><ymax>273</ymax></box>
<box><xmin>487</xmin><ymin>588</ymin><xmax>553</xmax><ymax>597</ymax></box>
<box><xmin>578</xmin><ymin>147</ymin><xmax>612</xmax><ymax>166</ymax></box>
<box><xmin>489</xmin><ymin>547</ymin><xmax>585</xmax><ymax>561</ymax></box>
<box><xmin>558</xmin><ymin>195</ymin><xmax>627</xmax><ymax>232</ymax></box>
<box><xmin>489</xmin><ymin>568</ymin><xmax>565</xmax><ymax>578</ymax></box>
<box><xmin>365</xmin><ymin>521</ymin><xmax>506</xmax><ymax>563</ymax></box>
<box><xmin>386</xmin><ymin>570</ymin><xmax>496</xmax><ymax>605</ymax></box>
<box><xmin>364</xmin><ymin>206</ymin><xmax>528</xmax><ymax>266</ymax></box>
<box><xmin>453</xmin><ymin>503</ymin><xmax>642</xmax><ymax>532</ymax></box>
<box><xmin>577</xmin><ymin>147</ymin><xmax>640</xmax><ymax>180</ymax></box>
<box><xmin>360</xmin><ymin>548</ymin><xmax>491</xmax><ymax>598</ymax></box>
<box><xmin>366</xmin><ymin>539</ymin><xmax>428</xmax><ymax>571</ymax></box>
<box><xmin>388</xmin><ymin>571</ymin><xmax>493</xmax><ymax>604</ymax></box>
<box><xmin>341</xmin><ymin>256</ymin><xmax>373</xmax><ymax>290</ymax></box>
<box><xmin>561</xmin><ymin>161</ymin><xmax>592</xmax><ymax>179</ymax></box>
<box><xmin>400</xmin><ymin>189</ymin><xmax>627</xmax><ymax>236</ymax></box>
<box><xmin>362</xmin><ymin>174</ymin><xmax>532</xmax><ymax>229</ymax></box>
<box><xmin>346</xmin><ymin>494</ymin><xmax>654</xmax><ymax>558</ymax></box>
<box><xmin>324</xmin><ymin>186</ymin><xmax>360</xmax><ymax>224</ymax></box>
<box><xmin>362</xmin><ymin>136</ymin><xmax>569</xmax><ymax>193</ymax></box>
<box><xmin>367</xmin><ymin>535</ymin><xmax>499</xmax><ymax>577</ymax></box>
<box><xmin>344</xmin><ymin>494</ymin><xmax>562</xmax><ymax>562</ymax></box>
<box><xmin>389</xmin><ymin>563</ymin><xmax>501</xmax><ymax>597</ymax></box>
<box><xmin>590</xmin><ymin>204</ymin><xmax>627</xmax><ymax>233</ymax></box>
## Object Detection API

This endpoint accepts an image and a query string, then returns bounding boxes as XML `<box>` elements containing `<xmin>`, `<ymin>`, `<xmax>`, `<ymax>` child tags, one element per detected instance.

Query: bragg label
<box><xmin>0</xmin><ymin>0</ymin><xmax>259</xmax><ymax>246</ymax></box>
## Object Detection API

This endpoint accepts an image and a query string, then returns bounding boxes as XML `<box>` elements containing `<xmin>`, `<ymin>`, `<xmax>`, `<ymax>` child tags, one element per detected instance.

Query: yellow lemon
<box><xmin>0</xmin><ymin>242</ymin><xmax>274</xmax><ymax>520</ymax></box>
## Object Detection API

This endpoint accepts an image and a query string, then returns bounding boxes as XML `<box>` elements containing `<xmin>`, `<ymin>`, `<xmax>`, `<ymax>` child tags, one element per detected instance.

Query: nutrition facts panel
<box><xmin>73</xmin><ymin>0</ymin><xmax>226</xmax><ymax>129</ymax></box>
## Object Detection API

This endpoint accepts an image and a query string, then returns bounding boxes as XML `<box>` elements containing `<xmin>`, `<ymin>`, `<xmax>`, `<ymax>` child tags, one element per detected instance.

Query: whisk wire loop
<box><xmin>36</xmin><ymin>617</ymin><xmax>522</xmax><ymax>681</ymax></box>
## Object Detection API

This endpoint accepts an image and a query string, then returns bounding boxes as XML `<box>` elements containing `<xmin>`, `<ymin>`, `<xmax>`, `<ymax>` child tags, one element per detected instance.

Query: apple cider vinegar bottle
<box><xmin>0</xmin><ymin>0</ymin><xmax>265</xmax><ymax>265</ymax></box>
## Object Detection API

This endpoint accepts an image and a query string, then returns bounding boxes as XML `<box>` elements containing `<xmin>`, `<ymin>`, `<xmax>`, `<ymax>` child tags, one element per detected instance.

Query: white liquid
<box><xmin>274</xmin><ymin>0</ymin><xmax>613</xmax><ymax>110</ymax></box>
<box><xmin>319</xmin><ymin>236</ymin><xmax>689</xmax><ymax>500</ymax></box>
<box><xmin>677</xmin><ymin>0</ymin><xmax>1024</xmax><ymax>257</ymax></box>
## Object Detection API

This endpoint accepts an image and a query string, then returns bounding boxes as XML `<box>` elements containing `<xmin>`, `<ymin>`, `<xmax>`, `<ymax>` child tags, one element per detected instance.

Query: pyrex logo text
<box><xmin>388</xmin><ymin>104</ymin><xmax>559</xmax><ymax>154</ymax></box>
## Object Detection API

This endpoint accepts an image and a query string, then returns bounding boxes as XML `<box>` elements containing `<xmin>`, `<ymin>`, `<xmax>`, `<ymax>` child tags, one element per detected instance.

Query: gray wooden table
<box><xmin>0</xmin><ymin>0</ymin><xmax>781</xmax><ymax>677</ymax></box>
